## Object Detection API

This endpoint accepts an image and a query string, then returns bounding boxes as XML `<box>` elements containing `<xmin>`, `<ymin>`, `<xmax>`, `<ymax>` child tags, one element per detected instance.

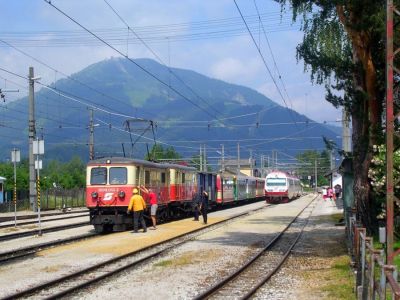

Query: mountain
<box><xmin>0</xmin><ymin>58</ymin><xmax>340</xmax><ymax>167</ymax></box>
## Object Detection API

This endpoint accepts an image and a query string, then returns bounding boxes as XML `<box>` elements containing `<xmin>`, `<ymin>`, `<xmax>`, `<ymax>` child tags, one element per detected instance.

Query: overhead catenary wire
<box><xmin>0</xmin><ymin>39</ymin><xmax>152</xmax><ymax>117</ymax></box>
<box><xmin>43</xmin><ymin>0</ymin><xmax>227</xmax><ymax>126</ymax></box>
<box><xmin>233</xmin><ymin>0</ymin><xmax>299</xmax><ymax>128</ymax></box>
<box><xmin>103</xmin><ymin>0</ymin><xmax>226</xmax><ymax>120</ymax></box>
<box><xmin>253</xmin><ymin>0</ymin><xmax>294</xmax><ymax>110</ymax></box>
<box><xmin>0</xmin><ymin>12</ymin><xmax>303</xmax><ymax>47</ymax></box>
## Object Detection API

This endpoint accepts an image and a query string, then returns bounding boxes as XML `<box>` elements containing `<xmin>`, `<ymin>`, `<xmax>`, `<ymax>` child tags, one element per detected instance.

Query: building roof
<box><xmin>0</xmin><ymin>176</ymin><xmax>6</xmax><ymax>181</ymax></box>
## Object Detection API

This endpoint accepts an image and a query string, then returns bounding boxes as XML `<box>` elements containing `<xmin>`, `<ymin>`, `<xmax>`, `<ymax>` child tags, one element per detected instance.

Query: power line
<box><xmin>253</xmin><ymin>0</ymin><xmax>294</xmax><ymax>110</ymax></box>
<box><xmin>0</xmin><ymin>39</ymin><xmax>153</xmax><ymax>117</ymax></box>
<box><xmin>233</xmin><ymin>0</ymin><xmax>298</xmax><ymax>128</ymax></box>
<box><xmin>103</xmin><ymin>0</ymin><xmax>227</xmax><ymax>121</ymax></box>
<box><xmin>43</xmin><ymin>0</ymin><xmax>226</xmax><ymax>125</ymax></box>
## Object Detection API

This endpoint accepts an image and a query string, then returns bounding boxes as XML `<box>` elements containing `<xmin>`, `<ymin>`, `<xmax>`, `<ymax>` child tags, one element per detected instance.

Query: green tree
<box><xmin>296</xmin><ymin>150</ymin><xmax>330</xmax><ymax>187</ymax></box>
<box><xmin>0</xmin><ymin>159</ymin><xmax>29</xmax><ymax>190</ymax></box>
<box><xmin>42</xmin><ymin>156</ymin><xmax>86</xmax><ymax>189</ymax></box>
<box><xmin>145</xmin><ymin>144</ymin><xmax>181</xmax><ymax>161</ymax></box>
<box><xmin>275</xmin><ymin>0</ymin><xmax>395</xmax><ymax>231</ymax></box>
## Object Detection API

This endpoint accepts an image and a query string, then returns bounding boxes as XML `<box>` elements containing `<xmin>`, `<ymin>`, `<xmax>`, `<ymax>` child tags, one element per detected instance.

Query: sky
<box><xmin>0</xmin><ymin>0</ymin><xmax>341</xmax><ymax>124</ymax></box>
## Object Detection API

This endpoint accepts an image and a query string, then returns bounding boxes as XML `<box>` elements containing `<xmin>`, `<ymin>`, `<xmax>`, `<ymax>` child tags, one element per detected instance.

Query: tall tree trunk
<box><xmin>337</xmin><ymin>5</ymin><xmax>381</xmax><ymax>232</ymax></box>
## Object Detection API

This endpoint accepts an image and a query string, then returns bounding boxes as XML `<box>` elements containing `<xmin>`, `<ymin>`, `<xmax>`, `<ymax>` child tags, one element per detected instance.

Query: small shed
<box><xmin>0</xmin><ymin>176</ymin><xmax>6</xmax><ymax>203</ymax></box>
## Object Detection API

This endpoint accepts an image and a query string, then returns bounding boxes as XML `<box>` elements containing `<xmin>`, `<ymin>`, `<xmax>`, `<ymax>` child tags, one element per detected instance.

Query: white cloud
<box><xmin>0</xmin><ymin>1</ymin><xmax>340</xmax><ymax>124</ymax></box>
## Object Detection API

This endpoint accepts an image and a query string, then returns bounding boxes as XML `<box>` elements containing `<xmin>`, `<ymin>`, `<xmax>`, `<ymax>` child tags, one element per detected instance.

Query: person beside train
<box><xmin>127</xmin><ymin>188</ymin><xmax>147</xmax><ymax>233</ymax></box>
<box><xmin>192</xmin><ymin>190</ymin><xmax>201</xmax><ymax>221</ymax></box>
<box><xmin>140</xmin><ymin>186</ymin><xmax>158</xmax><ymax>230</ymax></box>
<box><xmin>200</xmin><ymin>190</ymin><xmax>209</xmax><ymax>224</ymax></box>
<box><xmin>327</xmin><ymin>186</ymin><xmax>335</xmax><ymax>201</ymax></box>
<box><xmin>334</xmin><ymin>184</ymin><xmax>342</xmax><ymax>200</ymax></box>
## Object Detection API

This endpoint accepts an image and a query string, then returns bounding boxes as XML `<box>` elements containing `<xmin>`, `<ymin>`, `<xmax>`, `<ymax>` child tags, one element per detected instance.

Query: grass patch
<box><xmin>317</xmin><ymin>255</ymin><xmax>355</xmax><ymax>299</ymax></box>
<box><xmin>154</xmin><ymin>254</ymin><xmax>195</xmax><ymax>268</ymax></box>
<box><xmin>330</xmin><ymin>213</ymin><xmax>344</xmax><ymax>223</ymax></box>
<box><xmin>154</xmin><ymin>249</ymin><xmax>223</xmax><ymax>269</ymax></box>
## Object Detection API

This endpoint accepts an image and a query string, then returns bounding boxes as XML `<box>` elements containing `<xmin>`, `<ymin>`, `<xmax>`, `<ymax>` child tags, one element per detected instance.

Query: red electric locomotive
<box><xmin>86</xmin><ymin>157</ymin><xmax>205</xmax><ymax>232</ymax></box>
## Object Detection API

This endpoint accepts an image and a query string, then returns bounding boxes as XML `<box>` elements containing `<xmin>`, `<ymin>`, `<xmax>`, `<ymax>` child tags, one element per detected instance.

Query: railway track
<box><xmin>0</xmin><ymin>210</ymin><xmax>89</xmax><ymax>223</ymax></box>
<box><xmin>194</xmin><ymin>195</ymin><xmax>317</xmax><ymax>300</ymax></box>
<box><xmin>0</xmin><ymin>205</ymin><xmax>270</xmax><ymax>300</ymax></box>
<box><xmin>0</xmin><ymin>213</ymin><xmax>90</xmax><ymax>229</ymax></box>
<box><xmin>0</xmin><ymin>221</ymin><xmax>90</xmax><ymax>242</ymax></box>
<box><xmin>0</xmin><ymin>232</ymin><xmax>97</xmax><ymax>264</ymax></box>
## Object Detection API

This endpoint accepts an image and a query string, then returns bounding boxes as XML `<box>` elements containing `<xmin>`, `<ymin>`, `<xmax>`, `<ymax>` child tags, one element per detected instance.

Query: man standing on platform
<box><xmin>127</xmin><ymin>188</ymin><xmax>147</xmax><ymax>233</ymax></box>
<box><xmin>200</xmin><ymin>190</ymin><xmax>209</xmax><ymax>224</ymax></box>
<box><xmin>192</xmin><ymin>190</ymin><xmax>200</xmax><ymax>221</ymax></box>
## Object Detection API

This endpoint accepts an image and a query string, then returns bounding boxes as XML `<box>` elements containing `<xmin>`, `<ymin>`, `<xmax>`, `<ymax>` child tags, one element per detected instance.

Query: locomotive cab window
<box><xmin>266</xmin><ymin>178</ymin><xmax>286</xmax><ymax>186</ymax></box>
<box><xmin>109</xmin><ymin>167</ymin><xmax>127</xmax><ymax>185</ymax></box>
<box><xmin>90</xmin><ymin>167</ymin><xmax>107</xmax><ymax>185</ymax></box>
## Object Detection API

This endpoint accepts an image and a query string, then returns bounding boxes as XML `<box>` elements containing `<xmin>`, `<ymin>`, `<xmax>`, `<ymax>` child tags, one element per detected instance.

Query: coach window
<box><xmin>161</xmin><ymin>172</ymin><xmax>166</xmax><ymax>185</ymax></box>
<box><xmin>109</xmin><ymin>167</ymin><xmax>127</xmax><ymax>185</ymax></box>
<box><xmin>182</xmin><ymin>173</ymin><xmax>185</xmax><ymax>184</ymax></box>
<box><xmin>90</xmin><ymin>167</ymin><xmax>107</xmax><ymax>185</ymax></box>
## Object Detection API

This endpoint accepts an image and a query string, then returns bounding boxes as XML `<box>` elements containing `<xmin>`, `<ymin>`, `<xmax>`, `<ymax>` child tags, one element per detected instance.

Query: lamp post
<box><xmin>11</xmin><ymin>148</ymin><xmax>20</xmax><ymax>227</ymax></box>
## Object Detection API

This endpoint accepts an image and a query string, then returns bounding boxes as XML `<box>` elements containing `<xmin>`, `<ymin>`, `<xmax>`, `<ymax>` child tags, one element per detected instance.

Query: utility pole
<box><xmin>28</xmin><ymin>67</ymin><xmax>37</xmax><ymax>211</ymax></box>
<box><xmin>89</xmin><ymin>108</ymin><xmax>94</xmax><ymax>160</ymax></box>
<box><xmin>342</xmin><ymin>108</ymin><xmax>351</xmax><ymax>152</ymax></box>
<box><xmin>237</xmin><ymin>143</ymin><xmax>240</xmax><ymax>175</ymax></box>
<box><xmin>221</xmin><ymin>144</ymin><xmax>224</xmax><ymax>172</ymax></box>
<box><xmin>203</xmin><ymin>144</ymin><xmax>207</xmax><ymax>171</ymax></box>
<box><xmin>314</xmin><ymin>159</ymin><xmax>318</xmax><ymax>193</ymax></box>
<box><xmin>249</xmin><ymin>149</ymin><xmax>253</xmax><ymax>176</ymax></box>
<box><xmin>199</xmin><ymin>144</ymin><xmax>203</xmax><ymax>172</ymax></box>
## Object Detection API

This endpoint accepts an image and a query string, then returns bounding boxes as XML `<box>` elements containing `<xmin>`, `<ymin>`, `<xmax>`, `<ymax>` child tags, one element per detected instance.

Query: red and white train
<box><xmin>264</xmin><ymin>171</ymin><xmax>302</xmax><ymax>203</ymax></box>
<box><xmin>86</xmin><ymin>157</ymin><xmax>265</xmax><ymax>233</ymax></box>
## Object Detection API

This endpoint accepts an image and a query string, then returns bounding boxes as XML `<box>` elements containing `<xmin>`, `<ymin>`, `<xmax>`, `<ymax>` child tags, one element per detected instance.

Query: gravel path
<box><xmin>0</xmin><ymin>194</ymin><xmax>346</xmax><ymax>300</ymax></box>
<box><xmin>71</xmin><ymin>195</ymin><xmax>316</xmax><ymax>299</ymax></box>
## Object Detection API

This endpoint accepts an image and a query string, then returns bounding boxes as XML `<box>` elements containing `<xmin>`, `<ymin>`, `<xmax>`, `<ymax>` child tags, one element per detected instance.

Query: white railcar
<box><xmin>264</xmin><ymin>171</ymin><xmax>301</xmax><ymax>203</ymax></box>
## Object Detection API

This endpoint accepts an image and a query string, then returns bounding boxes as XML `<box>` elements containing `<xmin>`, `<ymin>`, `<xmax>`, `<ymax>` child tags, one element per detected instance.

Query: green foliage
<box><xmin>0</xmin><ymin>156</ymin><xmax>86</xmax><ymax>190</ymax></box>
<box><xmin>42</xmin><ymin>156</ymin><xmax>86</xmax><ymax>189</ymax></box>
<box><xmin>296</xmin><ymin>150</ymin><xmax>330</xmax><ymax>187</ymax></box>
<box><xmin>369</xmin><ymin>145</ymin><xmax>400</xmax><ymax>208</ymax></box>
<box><xmin>145</xmin><ymin>144</ymin><xmax>181</xmax><ymax>161</ymax></box>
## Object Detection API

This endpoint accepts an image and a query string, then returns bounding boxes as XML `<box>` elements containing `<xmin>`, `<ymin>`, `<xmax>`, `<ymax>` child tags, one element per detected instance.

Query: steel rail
<box><xmin>0</xmin><ymin>232</ymin><xmax>97</xmax><ymax>264</ymax></box>
<box><xmin>1</xmin><ymin>205</ymin><xmax>270</xmax><ymax>300</ymax></box>
<box><xmin>194</xmin><ymin>195</ymin><xmax>318</xmax><ymax>300</ymax></box>
<box><xmin>0</xmin><ymin>213</ymin><xmax>89</xmax><ymax>229</ymax></box>
<box><xmin>0</xmin><ymin>210</ymin><xmax>89</xmax><ymax>223</ymax></box>
<box><xmin>0</xmin><ymin>221</ymin><xmax>89</xmax><ymax>242</ymax></box>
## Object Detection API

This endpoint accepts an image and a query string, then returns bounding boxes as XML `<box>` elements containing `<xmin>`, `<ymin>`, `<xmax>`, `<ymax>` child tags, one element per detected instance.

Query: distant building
<box><xmin>325</xmin><ymin>168</ymin><xmax>342</xmax><ymax>188</ymax></box>
<box><xmin>219</xmin><ymin>158</ymin><xmax>261</xmax><ymax>177</ymax></box>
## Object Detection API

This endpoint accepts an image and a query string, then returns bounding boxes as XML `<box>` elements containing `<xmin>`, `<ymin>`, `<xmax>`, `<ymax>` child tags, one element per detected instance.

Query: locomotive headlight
<box><xmin>91</xmin><ymin>191</ymin><xmax>98</xmax><ymax>198</ymax></box>
<box><xmin>118</xmin><ymin>191</ymin><xmax>125</xmax><ymax>198</ymax></box>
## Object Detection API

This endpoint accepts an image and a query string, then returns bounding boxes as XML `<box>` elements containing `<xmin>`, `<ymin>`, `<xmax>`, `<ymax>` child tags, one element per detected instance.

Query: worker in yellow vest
<box><xmin>127</xmin><ymin>188</ymin><xmax>147</xmax><ymax>233</ymax></box>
